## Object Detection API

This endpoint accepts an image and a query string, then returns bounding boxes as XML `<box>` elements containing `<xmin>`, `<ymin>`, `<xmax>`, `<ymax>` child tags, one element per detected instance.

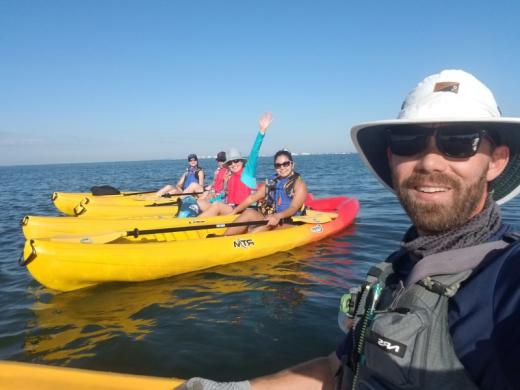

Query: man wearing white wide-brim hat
<box><xmin>177</xmin><ymin>70</ymin><xmax>520</xmax><ymax>390</ymax></box>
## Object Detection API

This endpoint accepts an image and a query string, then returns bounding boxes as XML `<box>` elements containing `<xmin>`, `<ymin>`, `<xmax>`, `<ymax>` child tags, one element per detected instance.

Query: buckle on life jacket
<box><xmin>340</xmin><ymin>291</ymin><xmax>359</xmax><ymax>318</ymax></box>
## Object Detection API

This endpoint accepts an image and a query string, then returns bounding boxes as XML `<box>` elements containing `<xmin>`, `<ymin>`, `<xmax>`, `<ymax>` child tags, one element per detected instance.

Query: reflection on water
<box><xmin>23</xmin><ymin>231</ymin><xmax>356</xmax><ymax>366</ymax></box>
<box><xmin>25</xmin><ymin>283</ymin><xmax>170</xmax><ymax>362</ymax></box>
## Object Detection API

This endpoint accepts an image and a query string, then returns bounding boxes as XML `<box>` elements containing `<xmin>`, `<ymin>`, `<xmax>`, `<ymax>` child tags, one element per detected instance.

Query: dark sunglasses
<box><xmin>386</xmin><ymin>127</ymin><xmax>494</xmax><ymax>158</ymax></box>
<box><xmin>274</xmin><ymin>161</ymin><xmax>292</xmax><ymax>169</ymax></box>
<box><xmin>226</xmin><ymin>159</ymin><xmax>243</xmax><ymax>166</ymax></box>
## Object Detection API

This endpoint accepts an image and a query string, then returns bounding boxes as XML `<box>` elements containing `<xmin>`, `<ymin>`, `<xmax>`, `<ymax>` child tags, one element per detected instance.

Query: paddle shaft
<box><xmin>120</xmin><ymin>190</ymin><xmax>205</xmax><ymax>197</ymax></box>
<box><xmin>162</xmin><ymin>191</ymin><xmax>204</xmax><ymax>198</ymax></box>
<box><xmin>123</xmin><ymin>190</ymin><xmax>157</xmax><ymax>196</ymax></box>
<box><xmin>127</xmin><ymin>218</ymin><xmax>296</xmax><ymax>238</ymax></box>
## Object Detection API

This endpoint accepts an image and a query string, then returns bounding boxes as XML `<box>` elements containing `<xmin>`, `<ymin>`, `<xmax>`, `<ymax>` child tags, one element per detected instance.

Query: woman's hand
<box><xmin>265</xmin><ymin>213</ymin><xmax>282</xmax><ymax>227</ymax></box>
<box><xmin>258</xmin><ymin>112</ymin><xmax>273</xmax><ymax>134</ymax></box>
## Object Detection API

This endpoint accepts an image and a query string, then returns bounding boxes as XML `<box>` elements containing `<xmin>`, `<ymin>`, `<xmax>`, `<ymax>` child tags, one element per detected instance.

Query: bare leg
<box><xmin>250</xmin><ymin>221</ymin><xmax>292</xmax><ymax>233</ymax></box>
<box><xmin>198</xmin><ymin>202</ymin><xmax>234</xmax><ymax>217</ymax></box>
<box><xmin>182</xmin><ymin>183</ymin><xmax>203</xmax><ymax>195</ymax></box>
<box><xmin>156</xmin><ymin>184</ymin><xmax>176</xmax><ymax>196</ymax></box>
<box><xmin>197</xmin><ymin>198</ymin><xmax>212</xmax><ymax>212</ymax></box>
<box><xmin>224</xmin><ymin>209</ymin><xmax>264</xmax><ymax>236</ymax></box>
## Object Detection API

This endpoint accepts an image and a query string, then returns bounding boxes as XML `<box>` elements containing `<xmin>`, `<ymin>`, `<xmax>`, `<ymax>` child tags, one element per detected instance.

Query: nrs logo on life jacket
<box><xmin>233</xmin><ymin>239</ymin><xmax>255</xmax><ymax>248</ymax></box>
<box><xmin>367</xmin><ymin>331</ymin><xmax>407</xmax><ymax>358</ymax></box>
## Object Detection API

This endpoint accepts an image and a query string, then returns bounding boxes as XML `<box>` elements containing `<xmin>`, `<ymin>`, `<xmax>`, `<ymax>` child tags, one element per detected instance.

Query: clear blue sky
<box><xmin>1</xmin><ymin>0</ymin><xmax>519</xmax><ymax>165</ymax></box>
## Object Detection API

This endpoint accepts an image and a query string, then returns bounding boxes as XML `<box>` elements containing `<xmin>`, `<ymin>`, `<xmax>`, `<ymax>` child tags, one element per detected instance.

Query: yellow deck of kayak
<box><xmin>22</xmin><ymin>197</ymin><xmax>359</xmax><ymax>292</ymax></box>
<box><xmin>22</xmin><ymin>213</ymin><xmax>239</xmax><ymax>240</ymax></box>
<box><xmin>73</xmin><ymin>202</ymin><xmax>180</xmax><ymax>218</ymax></box>
<box><xmin>52</xmin><ymin>191</ymin><xmax>179</xmax><ymax>216</ymax></box>
<box><xmin>0</xmin><ymin>361</ymin><xmax>184</xmax><ymax>389</ymax></box>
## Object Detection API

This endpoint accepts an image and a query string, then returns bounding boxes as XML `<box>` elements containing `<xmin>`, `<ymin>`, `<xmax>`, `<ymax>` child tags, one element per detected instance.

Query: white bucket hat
<box><xmin>225</xmin><ymin>147</ymin><xmax>246</xmax><ymax>164</ymax></box>
<box><xmin>351</xmin><ymin>69</ymin><xmax>520</xmax><ymax>205</ymax></box>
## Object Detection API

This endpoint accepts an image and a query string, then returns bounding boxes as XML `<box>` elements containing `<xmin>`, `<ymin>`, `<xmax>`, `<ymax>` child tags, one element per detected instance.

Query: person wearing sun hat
<box><xmin>330</xmin><ymin>69</ymin><xmax>520</xmax><ymax>390</ymax></box>
<box><xmin>196</xmin><ymin>112</ymin><xmax>273</xmax><ymax>217</ymax></box>
<box><xmin>177</xmin><ymin>70</ymin><xmax>520</xmax><ymax>390</ymax></box>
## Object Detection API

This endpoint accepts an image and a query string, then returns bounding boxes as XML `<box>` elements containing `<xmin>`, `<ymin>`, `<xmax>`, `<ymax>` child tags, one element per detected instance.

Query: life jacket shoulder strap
<box><xmin>405</xmin><ymin>239</ymin><xmax>511</xmax><ymax>292</ymax></box>
<box><xmin>503</xmin><ymin>231</ymin><xmax>520</xmax><ymax>243</ymax></box>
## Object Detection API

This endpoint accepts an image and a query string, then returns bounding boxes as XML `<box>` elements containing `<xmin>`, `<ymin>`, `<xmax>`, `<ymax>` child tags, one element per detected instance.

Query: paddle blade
<box><xmin>292</xmin><ymin>210</ymin><xmax>338</xmax><ymax>224</ymax></box>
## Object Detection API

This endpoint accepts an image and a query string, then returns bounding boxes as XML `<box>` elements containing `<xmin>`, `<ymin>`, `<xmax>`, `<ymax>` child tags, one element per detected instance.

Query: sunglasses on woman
<box><xmin>274</xmin><ymin>161</ymin><xmax>292</xmax><ymax>169</ymax></box>
<box><xmin>226</xmin><ymin>159</ymin><xmax>243</xmax><ymax>166</ymax></box>
<box><xmin>386</xmin><ymin>126</ymin><xmax>494</xmax><ymax>158</ymax></box>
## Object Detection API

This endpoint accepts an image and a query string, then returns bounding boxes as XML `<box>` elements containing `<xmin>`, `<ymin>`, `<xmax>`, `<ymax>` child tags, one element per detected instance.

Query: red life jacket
<box><xmin>213</xmin><ymin>166</ymin><xmax>227</xmax><ymax>194</ymax></box>
<box><xmin>225</xmin><ymin>168</ymin><xmax>251</xmax><ymax>205</ymax></box>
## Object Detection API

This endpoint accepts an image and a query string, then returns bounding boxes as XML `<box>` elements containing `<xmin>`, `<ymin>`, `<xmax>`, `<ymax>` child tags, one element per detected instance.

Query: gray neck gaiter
<box><xmin>402</xmin><ymin>199</ymin><xmax>502</xmax><ymax>260</ymax></box>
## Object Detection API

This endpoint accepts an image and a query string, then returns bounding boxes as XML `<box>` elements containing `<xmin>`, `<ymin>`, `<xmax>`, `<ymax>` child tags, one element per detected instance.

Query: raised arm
<box><xmin>258</xmin><ymin>112</ymin><xmax>273</xmax><ymax>134</ymax></box>
<box><xmin>241</xmin><ymin>112</ymin><xmax>273</xmax><ymax>189</ymax></box>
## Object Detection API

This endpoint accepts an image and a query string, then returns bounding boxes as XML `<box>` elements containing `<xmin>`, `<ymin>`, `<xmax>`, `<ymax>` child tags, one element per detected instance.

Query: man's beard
<box><xmin>394</xmin><ymin>170</ymin><xmax>488</xmax><ymax>235</ymax></box>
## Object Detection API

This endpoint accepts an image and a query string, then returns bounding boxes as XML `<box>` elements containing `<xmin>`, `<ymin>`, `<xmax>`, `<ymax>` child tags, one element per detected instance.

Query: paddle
<box><xmin>51</xmin><ymin>213</ymin><xmax>336</xmax><ymax>244</ymax></box>
<box><xmin>125</xmin><ymin>191</ymin><xmax>204</xmax><ymax>198</ymax></box>
<box><xmin>90</xmin><ymin>185</ymin><xmax>204</xmax><ymax>197</ymax></box>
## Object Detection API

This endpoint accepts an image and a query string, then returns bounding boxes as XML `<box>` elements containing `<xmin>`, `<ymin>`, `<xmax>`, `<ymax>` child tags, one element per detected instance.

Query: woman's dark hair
<box><xmin>273</xmin><ymin>150</ymin><xmax>293</xmax><ymax>162</ymax></box>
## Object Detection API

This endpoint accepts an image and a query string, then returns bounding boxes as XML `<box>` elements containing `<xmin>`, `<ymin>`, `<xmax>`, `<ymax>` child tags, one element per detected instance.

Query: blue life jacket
<box><xmin>260</xmin><ymin>172</ymin><xmax>303</xmax><ymax>215</ymax></box>
<box><xmin>182</xmin><ymin>167</ymin><xmax>202</xmax><ymax>190</ymax></box>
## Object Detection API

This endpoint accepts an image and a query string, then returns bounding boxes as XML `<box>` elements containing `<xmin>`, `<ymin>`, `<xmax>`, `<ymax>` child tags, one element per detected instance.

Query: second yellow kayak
<box><xmin>52</xmin><ymin>191</ymin><xmax>180</xmax><ymax>216</ymax></box>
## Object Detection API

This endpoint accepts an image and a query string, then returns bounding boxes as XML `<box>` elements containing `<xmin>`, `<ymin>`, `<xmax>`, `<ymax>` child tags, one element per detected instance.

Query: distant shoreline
<box><xmin>0</xmin><ymin>152</ymin><xmax>358</xmax><ymax>168</ymax></box>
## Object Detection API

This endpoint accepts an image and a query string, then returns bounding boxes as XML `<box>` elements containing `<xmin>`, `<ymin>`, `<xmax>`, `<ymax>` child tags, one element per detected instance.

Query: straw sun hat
<box><xmin>351</xmin><ymin>69</ymin><xmax>520</xmax><ymax>205</ymax></box>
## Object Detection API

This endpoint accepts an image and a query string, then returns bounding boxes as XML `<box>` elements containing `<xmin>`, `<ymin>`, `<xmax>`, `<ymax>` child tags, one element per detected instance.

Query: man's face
<box><xmin>388</xmin><ymin>133</ymin><xmax>508</xmax><ymax>234</ymax></box>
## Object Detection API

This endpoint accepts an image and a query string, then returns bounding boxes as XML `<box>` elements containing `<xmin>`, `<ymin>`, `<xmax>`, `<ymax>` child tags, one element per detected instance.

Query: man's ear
<box><xmin>487</xmin><ymin>145</ymin><xmax>510</xmax><ymax>181</ymax></box>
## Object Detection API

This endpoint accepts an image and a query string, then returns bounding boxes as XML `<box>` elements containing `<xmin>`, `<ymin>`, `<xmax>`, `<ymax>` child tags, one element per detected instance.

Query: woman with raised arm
<box><xmin>224</xmin><ymin>150</ymin><xmax>307</xmax><ymax>235</ymax></box>
<box><xmin>194</xmin><ymin>112</ymin><xmax>273</xmax><ymax>217</ymax></box>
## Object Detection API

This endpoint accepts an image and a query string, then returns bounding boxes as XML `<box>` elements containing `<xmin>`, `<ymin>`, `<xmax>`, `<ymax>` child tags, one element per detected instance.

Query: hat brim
<box><xmin>350</xmin><ymin>117</ymin><xmax>520</xmax><ymax>205</ymax></box>
<box><xmin>224</xmin><ymin>158</ymin><xmax>246</xmax><ymax>164</ymax></box>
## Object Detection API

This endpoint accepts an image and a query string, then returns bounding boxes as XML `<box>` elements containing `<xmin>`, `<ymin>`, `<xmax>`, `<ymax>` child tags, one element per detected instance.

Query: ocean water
<box><xmin>1</xmin><ymin>154</ymin><xmax>519</xmax><ymax>380</ymax></box>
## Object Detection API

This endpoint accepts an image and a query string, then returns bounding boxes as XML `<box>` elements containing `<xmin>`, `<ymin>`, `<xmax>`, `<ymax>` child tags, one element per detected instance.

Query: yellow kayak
<box><xmin>52</xmin><ymin>191</ymin><xmax>181</xmax><ymax>216</ymax></box>
<box><xmin>22</xmin><ymin>213</ymin><xmax>238</xmax><ymax>240</ymax></box>
<box><xmin>20</xmin><ymin>197</ymin><xmax>359</xmax><ymax>292</ymax></box>
<box><xmin>0</xmin><ymin>361</ymin><xmax>184</xmax><ymax>389</ymax></box>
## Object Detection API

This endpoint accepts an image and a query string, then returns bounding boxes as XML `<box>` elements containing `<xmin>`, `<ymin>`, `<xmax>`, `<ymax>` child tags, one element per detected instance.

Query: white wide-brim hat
<box><xmin>351</xmin><ymin>69</ymin><xmax>520</xmax><ymax>205</ymax></box>
<box><xmin>225</xmin><ymin>147</ymin><xmax>246</xmax><ymax>164</ymax></box>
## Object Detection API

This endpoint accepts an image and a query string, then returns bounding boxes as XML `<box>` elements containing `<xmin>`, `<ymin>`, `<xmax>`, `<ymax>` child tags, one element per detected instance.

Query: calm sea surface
<box><xmin>1</xmin><ymin>154</ymin><xmax>519</xmax><ymax>380</ymax></box>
